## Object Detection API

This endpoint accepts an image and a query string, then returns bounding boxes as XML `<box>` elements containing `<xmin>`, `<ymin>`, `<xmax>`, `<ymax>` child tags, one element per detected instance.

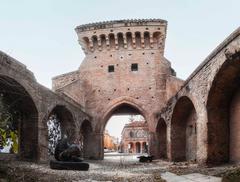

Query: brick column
<box><xmin>149</xmin><ymin>132</ymin><xmax>160</xmax><ymax>158</ymax></box>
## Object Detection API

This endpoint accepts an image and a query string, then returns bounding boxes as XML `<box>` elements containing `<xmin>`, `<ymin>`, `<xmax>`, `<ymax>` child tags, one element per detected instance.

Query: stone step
<box><xmin>161</xmin><ymin>172</ymin><xmax>194</xmax><ymax>182</ymax></box>
<box><xmin>161</xmin><ymin>172</ymin><xmax>222</xmax><ymax>182</ymax></box>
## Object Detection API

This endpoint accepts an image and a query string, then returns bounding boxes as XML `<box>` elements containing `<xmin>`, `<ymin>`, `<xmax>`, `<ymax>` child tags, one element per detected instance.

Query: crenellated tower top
<box><xmin>75</xmin><ymin>19</ymin><xmax>168</xmax><ymax>55</ymax></box>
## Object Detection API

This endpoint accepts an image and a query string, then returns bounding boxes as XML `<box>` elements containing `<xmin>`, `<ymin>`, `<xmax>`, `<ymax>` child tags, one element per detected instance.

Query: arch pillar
<box><xmin>196</xmin><ymin>104</ymin><xmax>208</xmax><ymax>165</ymax></box>
<box><xmin>134</xmin><ymin>142</ymin><xmax>136</xmax><ymax>153</ymax></box>
<box><xmin>38</xmin><ymin>114</ymin><xmax>49</xmax><ymax>161</ymax></box>
<box><xmin>97</xmin><ymin>36</ymin><xmax>102</xmax><ymax>51</ymax></box>
<box><xmin>148</xmin><ymin>115</ymin><xmax>160</xmax><ymax>158</ymax></box>
<box><xmin>149</xmin><ymin>131</ymin><xmax>159</xmax><ymax>157</ymax></box>
<box><xmin>90</xmin><ymin>132</ymin><xmax>104</xmax><ymax>159</ymax></box>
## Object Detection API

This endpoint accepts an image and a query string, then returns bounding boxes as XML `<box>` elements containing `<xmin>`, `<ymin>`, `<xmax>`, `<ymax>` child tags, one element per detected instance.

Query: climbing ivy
<box><xmin>0</xmin><ymin>94</ymin><xmax>19</xmax><ymax>154</ymax></box>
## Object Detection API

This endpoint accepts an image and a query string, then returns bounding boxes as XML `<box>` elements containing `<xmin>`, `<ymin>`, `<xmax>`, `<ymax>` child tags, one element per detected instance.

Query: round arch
<box><xmin>0</xmin><ymin>73</ymin><xmax>39</xmax><ymax>112</ymax></box>
<box><xmin>96</xmin><ymin>97</ymin><xmax>149</xmax><ymax>159</ymax></box>
<box><xmin>156</xmin><ymin>118</ymin><xmax>167</xmax><ymax>159</ymax></box>
<box><xmin>98</xmin><ymin>98</ymin><xmax>148</xmax><ymax>133</ymax></box>
<box><xmin>49</xmin><ymin>105</ymin><xmax>76</xmax><ymax>140</ymax></box>
<box><xmin>207</xmin><ymin>51</ymin><xmax>240</xmax><ymax>164</ymax></box>
<box><xmin>0</xmin><ymin>75</ymin><xmax>39</xmax><ymax>161</ymax></box>
<box><xmin>171</xmin><ymin>96</ymin><xmax>197</xmax><ymax>162</ymax></box>
<box><xmin>41</xmin><ymin>104</ymin><xmax>77</xmax><ymax>159</ymax></box>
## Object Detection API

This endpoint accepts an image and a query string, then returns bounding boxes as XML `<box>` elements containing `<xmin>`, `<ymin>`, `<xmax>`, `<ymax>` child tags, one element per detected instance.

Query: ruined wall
<box><xmin>52</xmin><ymin>70</ymin><xmax>79</xmax><ymax>91</ymax></box>
<box><xmin>157</xmin><ymin>27</ymin><xmax>240</xmax><ymax>164</ymax></box>
<box><xmin>0</xmin><ymin>51</ymin><xmax>90</xmax><ymax>162</ymax></box>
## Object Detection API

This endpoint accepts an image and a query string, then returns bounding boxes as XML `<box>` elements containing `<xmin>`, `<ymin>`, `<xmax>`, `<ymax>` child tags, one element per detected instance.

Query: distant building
<box><xmin>120</xmin><ymin>121</ymin><xmax>149</xmax><ymax>154</ymax></box>
<box><xmin>104</xmin><ymin>130</ymin><xmax>119</xmax><ymax>151</ymax></box>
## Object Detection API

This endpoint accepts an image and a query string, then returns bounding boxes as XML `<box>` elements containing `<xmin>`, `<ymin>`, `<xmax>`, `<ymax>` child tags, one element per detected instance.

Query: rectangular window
<box><xmin>131</xmin><ymin>63</ymin><xmax>138</xmax><ymax>71</ymax></box>
<box><xmin>108</xmin><ymin>65</ymin><xmax>114</xmax><ymax>72</ymax></box>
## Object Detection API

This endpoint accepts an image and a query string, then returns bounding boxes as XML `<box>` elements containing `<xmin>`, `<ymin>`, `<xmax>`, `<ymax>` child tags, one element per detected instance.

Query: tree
<box><xmin>0</xmin><ymin>94</ymin><xmax>18</xmax><ymax>154</ymax></box>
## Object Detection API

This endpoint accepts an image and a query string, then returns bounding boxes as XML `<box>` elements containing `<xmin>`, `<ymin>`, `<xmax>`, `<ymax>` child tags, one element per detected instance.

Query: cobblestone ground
<box><xmin>0</xmin><ymin>153</ymin><xmax>240</xmax><ymax>181</ymax></box>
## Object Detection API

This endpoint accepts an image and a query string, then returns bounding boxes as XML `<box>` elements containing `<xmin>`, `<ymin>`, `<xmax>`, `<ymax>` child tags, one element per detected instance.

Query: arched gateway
<box><xmin>98</xmin><ymin>99</ymin><xmax>148</xmax><ymax>159</ymax></box>
<box><xmin>2</xmin><ymin>20</ymin><xmax>240</xmax><ymax>166</ymax></box>
<box><xmin>52</xmin><ymin>19</ymin><xmax>183</xmax><ymax>159</ymax></box>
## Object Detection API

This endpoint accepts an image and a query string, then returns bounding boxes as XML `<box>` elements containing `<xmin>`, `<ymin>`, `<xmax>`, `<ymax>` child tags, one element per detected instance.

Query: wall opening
<box><xmin>144</xmin><ymin>32</ymin><xmax>150</xmax><ymax>48</ymax></box>
<box><xmin>0</xmin><ymin>76</ymin><xmax>38</xmax><ymax>161</ymax></box>
<box><xmin>83</xmin><ymin>37</ymin><xmax>90</xmax><ymax>52</ymax></box>
<box><xmin>126</xmin><ymin>32</ymin><xmax>133</xmax><ymax>49</ymax></box>
<box><xmin>117</xmin><ymin>33</ymin><xmax>124</xmax><ymax>49</ymax></box>
<box><xmin>47</xmin><ymin>105</ymin><xmax>76</xmax><ymax>158</ymax></box>
<box><xmin>92</xmin><ymin>35</ymin><xmax>98</xmax><ymax>51</ymax></box>
<box><xmin>135</xmin><ymin>32</ymin><xmax>141</xmax><ymax>48</ymax></box>
<box><xmin>47</xmin><ymin>115</ymin><xmax>61</xmax><ymax>156</ymax></box>
<box><xmin>131</xmin><ymin>63</ymin><xmax>138</xmax><ymax>71</ymax></box>
<box><xmin>136</xmin><ymin>142</ymin><xmax>141</xmax><ymax>153</ymax></box>
<box><xmin>108</xmin><ymin>65</ymin><xmax>115</xmax><ymax>73</ymax></box>
<box><xmin>207</xmin><ymin>52</ymin><xmax>240</xmax><ymax>164</ymax></box>
<box><xmin>100</xmin><ymin>34</ymin><xmax>107</xmax><ymax>49</ymax></box>
<box><xmin>156</xmin><ymin>118</ymin><xmax>167</xmax><ymax>159</ymax></box>
<box><xmin>171</xmin><ymin>96</ymin><xmax>197</xmax><ymax>162</ymax></box>
<box><xmin>103</xmin><ymin>103</ymin><xmax>149</xmax><ymax>159</ymax></box>
<box><xmin>109</xmin><ymin>34</ymin><xmax>115</xmax><ymax>49</ymax></box>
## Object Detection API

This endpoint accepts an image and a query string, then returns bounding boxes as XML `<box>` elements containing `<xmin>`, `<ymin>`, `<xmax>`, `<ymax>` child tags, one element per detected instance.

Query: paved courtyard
<box><xmin>1</xmin><ymin>153</ymin><xmax>238</xmax><ymax>181</ymax></box>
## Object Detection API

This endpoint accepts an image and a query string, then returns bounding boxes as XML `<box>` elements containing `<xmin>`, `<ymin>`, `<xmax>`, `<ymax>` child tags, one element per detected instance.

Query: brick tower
<box><xmin>52</xmin><ymin>19</ymin><xmax>183</xmax><ymax>159</ymax></box>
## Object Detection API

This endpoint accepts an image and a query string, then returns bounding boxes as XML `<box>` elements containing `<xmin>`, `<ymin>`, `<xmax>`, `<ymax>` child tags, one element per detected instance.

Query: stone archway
<box><xmin>156</xmin><ymin>118</ymin><xmax>167</xmax><ymax>159</ymax></box>
<box><xmin>99</xmin><ymin>99</ymin><xmax>148</xmax><ymax>133</ymax></box>
<box><xmin>207</xmin><ymin>51</ymin><xmax>240</xmax><ymax>164</ymax></box>
<box><xmin>97</xmin><ymin>99</ymin><xmax>149</xmax><ymax>159</ymax></box>
<box><xmin>171</xmin><ymin>96</ymin><xmax>197</xmax><ymax>162</ymax></box>
<box><xmin>0</xmin><ymin>75</ymin><xmax>38</xmax><ymax>161</ymax></box>
<box><xmin>48</xmin><ymin>105</ymin><xmax>76</xmax><ymax>141</ymax></box>
<box><xmin>43</xmin><ymin>105</ymin><xmax>76</xmax><ymax>158</ymax></box>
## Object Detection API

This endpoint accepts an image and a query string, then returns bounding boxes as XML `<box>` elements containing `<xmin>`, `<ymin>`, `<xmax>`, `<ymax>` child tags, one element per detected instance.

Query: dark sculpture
<box><xmin>50</xmin><ymin>136</ymin><xmax>89</xmax><ymax>171</ymax></box>
<box><xmin>54</xmin><ymin>137</ymin><xmax>83</xmax><ymax>162</ymax></box>
<box><xmin>137</xmin><ymin>155</ymin><xmax>154</xmax><ymax>163</ymax></box>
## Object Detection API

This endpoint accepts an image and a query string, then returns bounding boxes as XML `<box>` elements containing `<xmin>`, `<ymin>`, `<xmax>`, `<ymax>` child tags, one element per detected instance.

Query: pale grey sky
<box><xmin>0</xmin><ymin>0</ymin><xmax>239</xmax><ymax>88</ymax></box>
<box><xmin>1</xmin><ymin>1</ymin><xmax>239</xmax><ymax>139</ymax></box>
<box><xmin>106</xmin><ymin>115</ymin><xmax>144</xmax><ymax>139</ymax></box>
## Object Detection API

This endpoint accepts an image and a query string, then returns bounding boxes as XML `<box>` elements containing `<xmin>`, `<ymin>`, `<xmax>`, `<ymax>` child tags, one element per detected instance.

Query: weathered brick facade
<box><xmin>52</xmin><ymin>19</ymin><xmax>183</xmax><ymax>159</ymax></box>
<box><xmin>157</xmin><ymin>27</ymin><xmax>240</xmax><ymax>165</ymax></box>
<box><xmin>1</xmin><ymin>19</ymin><xmax>240</xmax><ymax>166</ymax></box>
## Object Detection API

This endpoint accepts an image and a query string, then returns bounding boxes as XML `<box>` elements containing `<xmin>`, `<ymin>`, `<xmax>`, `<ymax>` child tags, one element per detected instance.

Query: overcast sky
<box><xmin>1</xmin><ymin>0</ymin><xmax>240</xmax><ymax>139</ymax></box>
<box><xmin>1</xmin><ymin>0</ymin><xmax>239</xmax><ymax>88</ymax></box>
